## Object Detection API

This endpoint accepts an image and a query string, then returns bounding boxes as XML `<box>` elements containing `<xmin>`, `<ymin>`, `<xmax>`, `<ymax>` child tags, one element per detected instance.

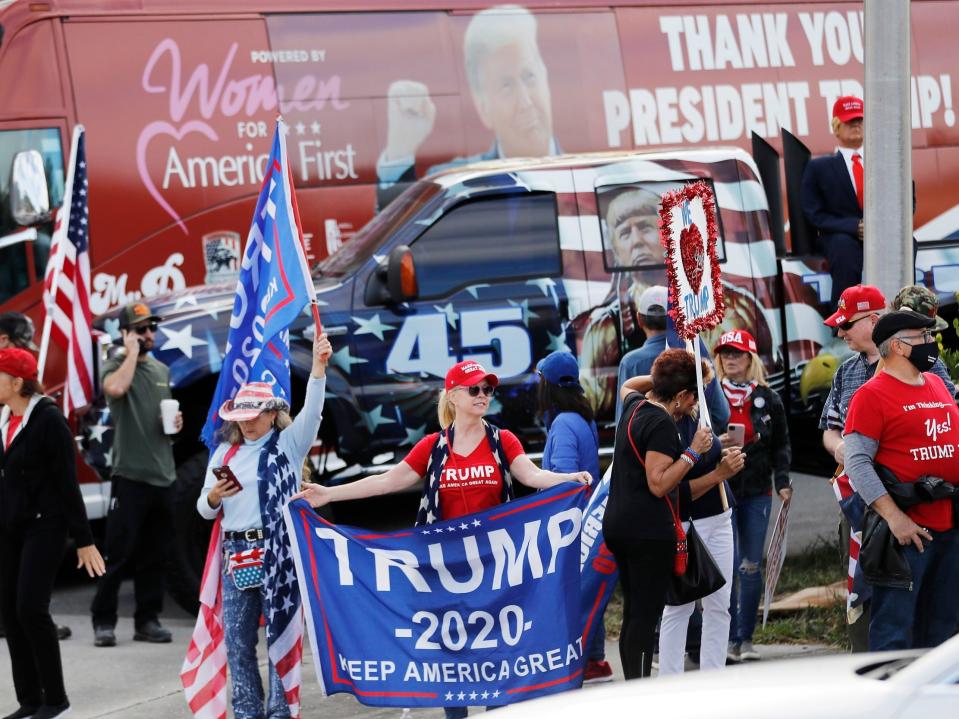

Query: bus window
<box><xmin>0</xmin><ymin>128</ymin><xmax>64</xmax><ymax>300</ymax></box>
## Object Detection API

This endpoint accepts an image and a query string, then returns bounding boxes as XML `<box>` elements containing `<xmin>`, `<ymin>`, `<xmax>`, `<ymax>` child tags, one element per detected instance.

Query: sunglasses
<box><xmin>837</xmin><ymin>315</ymin><xmax>871</xmax><ymax>332</ymax></box>
<box><xmin>133</xmin><ymin>322</ymin><xmax>159</xmax><ymax>335</ymax></box>
<box><xmin>457</xmin><ymin>384</ymin><xmax>494</xmax><ymax>397</ymax></box>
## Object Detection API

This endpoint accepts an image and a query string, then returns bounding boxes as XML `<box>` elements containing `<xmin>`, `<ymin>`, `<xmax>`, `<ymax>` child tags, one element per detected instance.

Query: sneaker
<box><xmin>31</xmin><ymin>703</ymin><xmax>71</xmax><ymax>719</ymax></box>
<box><xmin>740</xmin><ymin>640</ymin><xmax>761</xmax><ymax>661</ymax></box>
<box><xmin>726</xmin><ymin>641</ymin><xmax>741</xmax><ymax>663</ymax></box>
<box><xmin>583</xmin><ymin>659</ymin><xmax>614</xmax><ymax>684</ymax></box>
<box><xmin>3</xmin><ymin>707</ymin><xmax>39</xmax><ymax>719</ymax></box>
<box><xmin>133</xmin><ymin>620</ymin><xmax>172</xmax><ymax>643</ymax></box>
<box><xmin>93</xmin><ymin>626</ymin><xmax>115</xmax><ymax>647</ymax></box>
<box><xmin>56</xmin><ymin>624</ymin><xmax>71</xmax><ymax>641</ymax></box>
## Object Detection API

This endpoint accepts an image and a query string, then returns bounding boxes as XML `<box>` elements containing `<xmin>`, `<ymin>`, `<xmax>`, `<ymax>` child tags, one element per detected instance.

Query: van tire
<box><xmin>168</xmin><ymin>450</ymin><xmax>213</xmax><ymax>615</ymax></box>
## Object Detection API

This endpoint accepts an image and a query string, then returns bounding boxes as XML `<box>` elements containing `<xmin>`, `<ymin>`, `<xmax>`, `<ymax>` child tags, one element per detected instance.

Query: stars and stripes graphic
<box><xmin>39</xmin><ymin>125</ymin><xmax>94</xmax><ymax>413</ymax></box>
<box><xmin>260</xmin><ymin>437</ymin><xmax>304</xmax><ymax>718</ymax></box>
<box><xmin>832</xmin><ymin>471</ymin><xmax>869</xmax><ymax>623</ymax></box>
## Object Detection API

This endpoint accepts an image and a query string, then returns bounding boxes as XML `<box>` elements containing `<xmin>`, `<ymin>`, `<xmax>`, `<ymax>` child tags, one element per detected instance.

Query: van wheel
<box><xmin>168</xmin><ymin>451</ymin><xmax>213</xmax><ymax>615</ymax></box>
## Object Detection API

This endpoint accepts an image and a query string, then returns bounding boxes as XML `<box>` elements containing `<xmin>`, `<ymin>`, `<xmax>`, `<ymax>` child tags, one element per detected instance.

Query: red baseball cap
<box><xmin>824</xmin><ymin>284</ymin><xmax>886</xmax><ymax>327</ymax></box>
<box><xmin>445</xmin><ymin>360</ymin><xmax>498</xmax><ymax>392</ymax></box>
<box><xmin>0</xmin><ymin>347</ymin><xmax>38</xmax><ymax>381</ymax></box>
<box><xmin>714</xmin><ymin>329</ymin><xmax>758</xmax><ymax>354</ymax></box>
<box><xmin>832</xmin><ymin>95</ymin><xmax>864</xmax><ymax>123</ymax></box>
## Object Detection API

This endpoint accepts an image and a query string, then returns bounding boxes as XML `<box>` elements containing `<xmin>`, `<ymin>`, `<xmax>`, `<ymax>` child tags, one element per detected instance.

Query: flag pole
<box><xmin>38</xmin><ymin>124</ymin><xmax>83</xmax><ymax>383</ymax></box>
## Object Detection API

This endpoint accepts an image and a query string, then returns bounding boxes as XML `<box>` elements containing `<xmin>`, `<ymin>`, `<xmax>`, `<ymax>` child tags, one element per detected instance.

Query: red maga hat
<box><xmin>714</xmin><ymin>329</ymin><xmax>758</xmax><ymax>354</ymax></box>
<box><xmin>0</xmin><ymin>347</ymin><xmax>38</xmax><ymax>381</ymax></box>
<box><xmin>832</xmin><ymin>95</ymin><xmax>864</xmax><ymax>123</ymax></box>
<box><xmin>824</xmin><ymin>284</ymin><xmax>886</xmax><ymax>327</ymax></box>
<box><xmin>445</xmin><ymin>360</ymin><xmax>498</xmax><ymax>392</ymax></box>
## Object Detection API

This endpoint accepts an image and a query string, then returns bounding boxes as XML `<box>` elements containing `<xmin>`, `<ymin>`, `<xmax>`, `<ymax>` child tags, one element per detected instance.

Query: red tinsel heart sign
<box><xmin>679</xmin><ymin>223</ymin><xmax>705</xmax><ymax>294</ymax></box>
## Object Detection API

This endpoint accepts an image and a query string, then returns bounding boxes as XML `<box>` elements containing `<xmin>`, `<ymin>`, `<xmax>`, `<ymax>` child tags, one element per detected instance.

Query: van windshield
<box><xmin>313</xmin><ymin>182</ymin><xmax>442</xmax><ymax>279</ymax></box>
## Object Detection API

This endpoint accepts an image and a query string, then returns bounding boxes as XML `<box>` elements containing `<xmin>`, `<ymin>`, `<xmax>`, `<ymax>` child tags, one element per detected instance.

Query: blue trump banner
<box><xmin>284</xmin><ymin>483</ymin><xmax>589</xmax><ymax>707</ymax></box>
<box><xmin>578</xmin><ymin>467</ymin><xmax>617</xmax><ymax>652</ymax></box>
<box><xmin>201</xmin><ymin>116</ymin><xmax>316</xmax><ymax>448</ymax></box>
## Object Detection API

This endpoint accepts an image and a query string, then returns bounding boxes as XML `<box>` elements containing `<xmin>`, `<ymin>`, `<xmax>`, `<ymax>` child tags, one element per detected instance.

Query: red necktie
<box><xmin>852</xmin><ymin>153</ymin><xmax>864</xmax><ymax>209</ymax></box>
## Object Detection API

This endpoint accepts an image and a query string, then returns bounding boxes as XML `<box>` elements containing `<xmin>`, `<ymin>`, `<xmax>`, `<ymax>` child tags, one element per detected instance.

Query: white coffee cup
<box><xmin>160</xmin><ymin>399</ymin><xmax>180</xmax><ymax>435</ymax></box>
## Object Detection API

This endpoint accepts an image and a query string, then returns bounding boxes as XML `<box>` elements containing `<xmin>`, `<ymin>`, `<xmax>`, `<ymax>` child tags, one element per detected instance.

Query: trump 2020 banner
<box><xmin>284</xmin><ymin>483</ymin><xmax>589</xmax><ymax>707</ymax></box>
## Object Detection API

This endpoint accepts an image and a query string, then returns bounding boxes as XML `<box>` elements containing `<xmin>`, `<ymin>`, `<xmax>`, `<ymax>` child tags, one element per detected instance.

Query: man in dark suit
<box><xmin>801</xmin><ymin>96</ymin><xmax>865</xmax><ymax>305</ymax></box>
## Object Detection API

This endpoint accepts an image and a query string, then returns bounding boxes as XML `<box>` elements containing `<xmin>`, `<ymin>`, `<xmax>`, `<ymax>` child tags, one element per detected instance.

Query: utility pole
<box><xmin>863</xmin><ymin>0</ymin><xmax>913</xmax><ymax>297</ymax></box>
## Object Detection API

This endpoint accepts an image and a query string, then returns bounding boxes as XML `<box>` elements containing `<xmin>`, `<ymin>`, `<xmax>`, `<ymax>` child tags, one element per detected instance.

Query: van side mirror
<box><xmin>365</xmin><ymin>244</ymin><xmax>419</xmax><ymax>306</ymax></box>
<box><xmin>10</xmin><ymin>150</ymin><xmax>51</xmax><ymax>226</ymax></box>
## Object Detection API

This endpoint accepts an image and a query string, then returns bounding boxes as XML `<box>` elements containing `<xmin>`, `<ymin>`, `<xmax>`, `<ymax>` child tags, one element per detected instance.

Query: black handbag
<box><xmin>665</xmin><ymin>519</ymin><xmax>727</xmax><ymax>606</ymax></box>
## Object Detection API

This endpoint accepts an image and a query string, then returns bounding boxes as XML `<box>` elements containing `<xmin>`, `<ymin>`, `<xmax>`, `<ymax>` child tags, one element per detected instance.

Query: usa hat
<box><xmin>219</xmin><ymin>382</ymin><xmax>290</xmax><ymax>422</ymax></box>
<box><xmin>824</xmin><ymin>285</ymin><xmax>886</xmax><ymax>327</ymax></box>
<box><xmin>445</xmin><ymin>360</ymin><xmax>498</xmax><ymax>392</ymax></box>
<box><xmin>118</xmin><ymin>302</ymin><xmax>163</xmax><ymax>330</ymax></box>
<box><xmin>0</xmin><ymin>347</ymin><xmax>39</xmax><ymax>381</ymax></box>
<box><xmin>832</xmin><ymin>95</ymin><xmax>864</xmax><ymax>123</ymax></box>
<box><xmin>0</xmin><ymin>312</ymin><xmax>38</xmax><ymax>351</ymax></box>
<box><xmin>714</xmin><ymin>329</ymin><xmax>758</xmax><ymax>354</ymax></box>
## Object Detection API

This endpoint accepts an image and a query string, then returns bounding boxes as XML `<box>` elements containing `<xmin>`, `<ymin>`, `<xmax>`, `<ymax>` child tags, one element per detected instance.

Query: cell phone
<box><xmin>212</xmin><ymin>466</ymin><xmax>242</xmax><ymax>492</ymax></box>
<box><xmin>727</xmin><ymin>423</ymin><xmax>745</xmax><ymax>446</ymax></box>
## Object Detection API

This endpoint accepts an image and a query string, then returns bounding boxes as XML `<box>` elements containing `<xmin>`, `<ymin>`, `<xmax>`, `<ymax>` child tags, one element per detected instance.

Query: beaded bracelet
<box><xmin>679</xmin><ymin>453</ymin><xmax>695</xmax><ymax>467</ymax></box>
<box><xmin>685</xmin><ymin>447</ymin><xmax>701</xmax><ymax>461</ymax></box>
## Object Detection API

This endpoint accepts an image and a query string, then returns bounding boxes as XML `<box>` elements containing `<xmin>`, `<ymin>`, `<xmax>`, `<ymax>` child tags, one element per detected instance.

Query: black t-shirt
<box><xmin>604</xmin><ymin>392</ymin><xmax>688</xmax><ymax>549</ymax></box>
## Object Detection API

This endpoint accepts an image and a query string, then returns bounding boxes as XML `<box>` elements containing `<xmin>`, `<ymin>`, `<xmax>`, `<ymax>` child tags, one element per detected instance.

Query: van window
<box><xmin>410</xmin><ymin>192</ymin><xmax>560</xmax><ymax>299</ymax></box>
<box><xmin>0</xmin><ymin>128</ymin><xmax>63</xmax><ymax>302</ymax></box>
<box><xmin>596</xmin><ymin>180</ymin><xmax>726</xmax><ymax>272</ymax></box>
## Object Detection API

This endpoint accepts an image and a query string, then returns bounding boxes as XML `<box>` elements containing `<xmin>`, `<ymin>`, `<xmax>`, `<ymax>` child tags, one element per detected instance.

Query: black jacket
<box><xmin>0</xmin><ymin>396</ymin><xmax>93</xmax><ymax>545</ymax></box>
<box><xmin>726</xmin><ymin>385</ymin><xmax>791</xmax><ymax>500</ymax></box>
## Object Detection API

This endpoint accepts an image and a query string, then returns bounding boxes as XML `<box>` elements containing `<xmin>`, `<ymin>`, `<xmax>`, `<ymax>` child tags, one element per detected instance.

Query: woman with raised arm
<box><xmin>294</xmin><ymin>359</ymin><xmax>590</xmax><ymax>719</ymax></box>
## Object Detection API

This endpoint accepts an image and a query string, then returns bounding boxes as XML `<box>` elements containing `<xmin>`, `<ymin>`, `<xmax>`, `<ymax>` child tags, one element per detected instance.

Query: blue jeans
<box><xmin>588</xmin><ymin>618</ymin><xmax>606</xmax><ymax>661</ymax></box>
<box><xmin>221</xmin><ymin>538</ymin><xmax>289</xmax><ymax>719</ymax></box>
<box><xmin>869</xmin><ymin>527</ymin><xmax>959</xmax><ymax>651</ymax></box>
<box><xmin>729</xmin><ymin>494</ymin><xmax>771</xmax><ymax>643</ymax></box>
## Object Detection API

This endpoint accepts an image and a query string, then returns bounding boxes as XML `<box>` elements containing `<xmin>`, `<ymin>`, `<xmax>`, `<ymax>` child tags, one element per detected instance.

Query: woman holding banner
<box><xmin>605</xmin><ymin>348</ymin><xmax>743</xmax><ymax>680</ymax></box>
<box><xmin>295</xmin><ymin>358</ymin><xmax>590</xmax><ymax>718</ymax></box>
<box><xmin>195</xmin><ymin>332</ymin><xmax>331</xmax><ymax>719</ymax></box>
<box><xmin>713</xmin><ymin>329</ymin><xmax>791</xmax><ymax>663</ymax></box>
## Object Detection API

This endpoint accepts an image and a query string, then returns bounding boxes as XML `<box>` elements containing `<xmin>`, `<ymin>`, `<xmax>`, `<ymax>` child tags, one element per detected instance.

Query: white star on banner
<box><xmin>362</xmin><ymin>405</ymin><xmax>397</xmax><ymax>432</ymax></box>
<box><xmin>507</xmin><ymin>298</ymin><xmax>539</xmax><ymax>327</ymax></box>
<box><xmin>466</xmin><ymin>284</ymin><xmax>490</xmax><ymax>299</ymax></box>
<box><xmin>472</xmin><ymin>518</ymin><xmax>482</xmax><ymax>527</ymax></box>
<box><xmin>459</xmin><ymin>522</ymin><xmax>468</xmax><ymax>530</ymax></box>
<box><xmin>492</xmin><ymin>690</ymin><xmax>501</xmax><ymax>698</ymax></box>
<box><xmin>331</xmin><ymin>345</ymin><xmax>368</xmax><ymax>373</ymax></box>
<box><xmin>469</xmin><ymin>691</ymin><xmax>478</xmax><ymax>701</ymax></box>
<box><xmin>457</xmin><ymin>692</ymin><xmax>466</xmax><ymax>701</ymax></box>
<box><xmin>87</xmin><ymin>423</ymin><xmax>109</xmax><ymax>443</ymax></box>
<box><xmin>446</xmin><ymin>525</ymin><xmax>457</xmax><ymax>533</ymax></box>
<box><xmin>481</xmin><ymin>691</ymin><xmax>489</xmax><ymax>700</ymax></box>
<box><xmin>403</xmin><ymin>424</ymin><xmax>427</xmax><ymax>446</ymax></box>
<box><xmin>352</xmin><ymin>314</ymin><xmax>397</xmax><ymax>340</ymax></box>
<box><xmin>545</xmin><ymin>330</ymin><xmax>571</xmax><ymax>353</ymax></box>
<box><xmin>445</xmin><ymin>692</ymin><xmax>454</xmax><ymax>701</ymax></box>
<box><xmin>174</xmin><ymin>294</ymin><xmax>198</xmax><ymax>310</ymax></box>
<box><xmin>295</xmin><ymin>122</ymin><xmax>306</xmax><ymax>135</ymax></box>
<box><xmin>311</xmin><ymin>121</ymin><xmax>321</xmax><ymax>134</ymax></box>
<box><xmin>159</xmin><ymin>324</ymin><xmax>207</xmax><ymax>359</ymax></box>
<box><xmin>433</xmin><ymin>303</ymin><xmax>458</xmax><ymax>329</ymax></box>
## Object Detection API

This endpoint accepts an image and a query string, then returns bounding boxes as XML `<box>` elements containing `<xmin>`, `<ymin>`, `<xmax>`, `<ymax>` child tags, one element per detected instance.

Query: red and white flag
<box><xmin>40</xmin><ymin>124</ymin><xmax>94</xmax><ymax>413</ymax></box>
<box><xmin>180</xmin><ymin>516</ymin><xmax>229</xmax><ymax>719</ymax></box>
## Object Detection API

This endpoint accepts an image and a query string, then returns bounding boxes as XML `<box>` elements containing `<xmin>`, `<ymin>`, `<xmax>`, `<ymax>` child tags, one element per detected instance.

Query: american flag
<box><xmin>42</xmin><ymin>125</ymin><xmax>93</xmax><ymax>413</ymax></box>
<box><xmin>832</xmin><ymin>472</ymin><xmax>869</xmax><ymax>623</ymax></box>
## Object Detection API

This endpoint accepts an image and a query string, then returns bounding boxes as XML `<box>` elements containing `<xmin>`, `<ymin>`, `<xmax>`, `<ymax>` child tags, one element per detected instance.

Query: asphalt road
<box><xmin>0</xmin><ymin>472</ymin><xmax>839</xmax><ymax>718</ymax></box>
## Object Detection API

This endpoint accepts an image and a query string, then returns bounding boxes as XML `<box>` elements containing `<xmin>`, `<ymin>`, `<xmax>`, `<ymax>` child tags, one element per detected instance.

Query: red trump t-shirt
<box><xmin>845</xmin><ymin>371</ymin><xmax>959</xmax><ymax>530</ymax></box>
<box><xmin>404</xmin><ymin>430</ymin><xmax>525</xmax><ymax>520</ymax></box>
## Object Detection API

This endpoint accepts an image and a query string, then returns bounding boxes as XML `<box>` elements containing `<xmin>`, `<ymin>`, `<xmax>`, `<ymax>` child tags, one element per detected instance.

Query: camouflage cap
<box><xmin>0</xmin><ymin>312</ymin><xmax>38</xmax><ymax>350</ymax></box>
<box><xmin>893</xmin><ymin>285</ymin><xmax>949</xmax><ymax>331</ymax></box>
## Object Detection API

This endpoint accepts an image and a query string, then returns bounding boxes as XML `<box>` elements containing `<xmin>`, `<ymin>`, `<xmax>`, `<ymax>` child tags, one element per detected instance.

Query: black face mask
<box><xmin>906</xmin><ymin>340</ymin><xmax>939</xmax><ymax>372</ymax></box>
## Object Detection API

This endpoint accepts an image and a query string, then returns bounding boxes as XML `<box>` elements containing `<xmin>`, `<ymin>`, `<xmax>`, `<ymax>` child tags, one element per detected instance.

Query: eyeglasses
<box><xmin>133</xmin><ymin>322</ymin><xmax>159</xmax><ymax>335</ymax></box>
<box><xmin>895</xmin><ymin>331</ymin><xmax>935</xmax><ymax>345</ymax></box>
<box><xmin>837</xmin><ymin>315</ymin><xmax>870</xmax><ymax>332</ymax></box>
<box><xmin>456</xmin><ymin>384</ymin><xmax>494</xmax><ymax>397</ymax></box>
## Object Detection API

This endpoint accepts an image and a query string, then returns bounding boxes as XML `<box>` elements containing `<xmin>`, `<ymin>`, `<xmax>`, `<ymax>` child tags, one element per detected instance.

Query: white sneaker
<box><xmin>740</xmin><ymin>641</ymin><xmax>761</xmax><ymax>661</ymax></box>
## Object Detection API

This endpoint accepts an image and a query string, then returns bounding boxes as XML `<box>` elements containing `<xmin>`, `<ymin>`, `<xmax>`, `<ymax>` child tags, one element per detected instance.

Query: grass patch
<box><xmin>602</xmin><ymin>538</ymin><xmax>850</xmax><ymax>649</ymax></box>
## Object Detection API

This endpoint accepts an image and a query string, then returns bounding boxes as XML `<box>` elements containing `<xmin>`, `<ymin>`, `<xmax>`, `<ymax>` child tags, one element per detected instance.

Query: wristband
<box><xmin>679</xmin><ymin>454</ymin><xmax>695</xmax><ymax>467</ymax></box>
<box><xmin>685</xmin><ymin>447</ymin><xmax>701</xmax><ymax>461</ymax></box>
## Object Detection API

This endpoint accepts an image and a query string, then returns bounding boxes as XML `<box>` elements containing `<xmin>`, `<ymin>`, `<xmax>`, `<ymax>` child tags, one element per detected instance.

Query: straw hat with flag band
<box><xmin>219</xmin><ymin>382</ymin><xmax>291</xmax><ymax>422</ymax></box>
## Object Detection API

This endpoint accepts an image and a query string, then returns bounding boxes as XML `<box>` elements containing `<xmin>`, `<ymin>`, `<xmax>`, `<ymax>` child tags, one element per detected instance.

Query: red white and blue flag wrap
<box><xmin>183</xmin><ymin>117</ymin><xmax>314</xmax><ymax>719</ymax></box>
